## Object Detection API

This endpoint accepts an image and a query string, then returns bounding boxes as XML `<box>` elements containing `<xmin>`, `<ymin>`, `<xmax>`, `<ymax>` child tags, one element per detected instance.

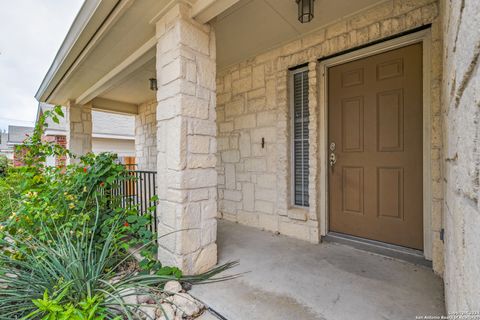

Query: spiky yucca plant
<box><xmin>0</xmin><ymin>207</ymin><xmax>237</xmax><ymax>320</ymax></box>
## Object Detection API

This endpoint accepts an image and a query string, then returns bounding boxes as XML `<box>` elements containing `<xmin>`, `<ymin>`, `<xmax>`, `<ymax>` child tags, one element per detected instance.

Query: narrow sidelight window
<box><xmin>291</xmin><ymin>68</ymin><xmax>309</xmax><ymax>207</ymax></box>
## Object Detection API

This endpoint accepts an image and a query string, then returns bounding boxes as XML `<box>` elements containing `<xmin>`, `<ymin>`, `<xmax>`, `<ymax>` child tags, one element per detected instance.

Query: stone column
<box><xmin>135</xmin><ymin>100</ymin><xmax>157</xmax><ymax>171</ymax></box>
<box><xmin>155</xmin><ymin>3</ymin><xmax>217</xmax><ymax>274</ymax></box>
<box><xmin>66</xmin><ymin>101</ymin><xmax>92</xmax><ymax>161</ymax></box>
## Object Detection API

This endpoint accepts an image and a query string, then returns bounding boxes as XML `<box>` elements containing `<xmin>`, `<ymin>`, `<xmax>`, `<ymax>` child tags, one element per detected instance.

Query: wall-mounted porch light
<box><xmin>149</xmin><ymin>78</ymin><xmax>158</xmax><ymax>91</ymax></box>
<box><xmin>296</xmin><ymin>0</ymin><xmax>315</xmax><ymax>23</ymax></box>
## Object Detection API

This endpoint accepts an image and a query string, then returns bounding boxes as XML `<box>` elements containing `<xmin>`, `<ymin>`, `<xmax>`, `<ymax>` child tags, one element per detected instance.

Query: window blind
<box><xmin>292</xmin><ymin>70</ymin><xmax>309</xmax><ymax>207</ymax></box>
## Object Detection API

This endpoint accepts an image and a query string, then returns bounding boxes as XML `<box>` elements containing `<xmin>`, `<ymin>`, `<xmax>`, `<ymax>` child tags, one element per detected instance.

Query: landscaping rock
<box><xmin>181</xmin><ymin>282</ymin><xmax>193</xmax><ymax>291</ymax></box>
<box><xmin>172</xmin><ymin>292</ymin><xmax>203</xmax><ymax>317</ymax></box>
<box><xmin>155</xmin><ymin>303</ymin><xmax>176</xmax><ymax>320</ymax></box>
<box><xmin>138</xmin><ymin>305</ymin><xmax>156</xmax><ymax>319</ymax></box>
<box><xmin>0</xmin><ymin>273</ymin><xmax>16</xmax><ymax>289</ymax></box>
<box><xmin>164</xmin><ymin>280</ymin><xmax>182</xmax><ymax>294</ymax></box>
<box><xmin>109</xmin><ymin>275</ymin><xmax>122</xmax><ymax>285</ymax></box>
<box><xmin>121</xmin><ymin>288</ymin><xmax>138</xmax><ymax>305</ymax></box>
<box><xmin>138</xmin><ymin>293</ymin><xmax>155</xmax><ymax>304</ymax></box>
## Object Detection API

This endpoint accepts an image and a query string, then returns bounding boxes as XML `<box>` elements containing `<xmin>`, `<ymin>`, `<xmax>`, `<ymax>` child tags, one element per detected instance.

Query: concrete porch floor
<box><xmin>191</xmin><ymin>220</ymin><xmax>445</xmax><ymax>320</ymax></box>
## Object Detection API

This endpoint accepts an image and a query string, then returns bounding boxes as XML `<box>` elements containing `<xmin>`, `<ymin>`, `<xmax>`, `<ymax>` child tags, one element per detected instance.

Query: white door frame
<box><xmin>317</xmin><ymin>29</ymin><xmax>433</xmax><ymax>260</ymax></box>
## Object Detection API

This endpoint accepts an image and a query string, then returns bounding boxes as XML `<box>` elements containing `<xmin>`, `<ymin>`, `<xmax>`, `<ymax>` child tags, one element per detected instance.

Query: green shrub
<box><xmin>0</xmin><ymin>155</ymin><xmax>7</xmax><ymax>177</ymax></box>
<box><xmin>0</xmin><ymin>106</ymin><xmax>238</xmax><ymax>318</ymax></box>
<box><xmin>0</xmin><ymin>107</ymin><xmax>155</xmax><ymax>263</ymax></box>
<box><xmin>0</xmin><ymin>204</ymin><xmax>237</xmax><ymax>319</ymax></box>
<box><xmin>30</xmin><ymin>290</ymin><xmax>108</xmax><ymax>320</ymax></box>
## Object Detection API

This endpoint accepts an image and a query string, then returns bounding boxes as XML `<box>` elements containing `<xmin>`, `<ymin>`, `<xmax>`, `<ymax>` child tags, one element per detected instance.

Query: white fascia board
<box><xmin>35</xmin><ymin>0</ymin><xmax>118</xmax><ymax>102</ymax></box>
<box><xmin>44</xmin><ymin>129</ymin><xmax>67</xmax><ymax>136</ymax></box>
<box><xmin>92</xmin><ymin>133</ymin><xmax>135</xmax><ymax>140</ymax></box>
<box><xmin>43</xmin><ymin>130</ymin><xmax>134</xmax><ymax>141</ymax></box>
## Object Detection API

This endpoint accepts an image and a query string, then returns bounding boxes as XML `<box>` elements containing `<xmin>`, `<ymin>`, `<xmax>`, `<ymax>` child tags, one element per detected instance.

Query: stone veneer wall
<box><xmin>442</xmin><ymin>0</ymin><xmax>480</xmax><ymax>312</ymax></box>
<box><xmin>216</xmin><ymin>0</ymin><xmax>445</xmax><ymax>273</ymax></box>
<box><xmin>66</xmin><ymin>102</ymin><xmax>92</xmax><ymax>160</ymax></box>
<box><xmin>154</xmin><ymin>3</ymin><xmax>218</xmax><ymax>274</ymax></box>
<box><xmin>135</xmin><ymin>100</ymin><xmax>157</xmax><ymax>171</ymax></box>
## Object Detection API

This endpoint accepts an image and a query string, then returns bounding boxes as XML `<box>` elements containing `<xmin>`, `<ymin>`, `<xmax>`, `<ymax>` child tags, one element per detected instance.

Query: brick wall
<box><xmin>55</xmin><ymin>135</ymin><xmax>67</xmax><ymax>167</ymax></box>
<box><xmin>13</xmin><ymin>146</ymin><xmax>27</xmax><ymax>167</ymax></box>
<box><xmin>42</xmin><ymin>135</ymin><xmax>67</xmax><ymax>167</ymax></box>
<box><xmin>442</xmin><ymin>0</ymin><xmax>480</xmax><ymax>311</ymax></box>
<box><xmin>216</xmin><ymin>0</ymin><xmax>444</xmax><ymax>272</ymax></box>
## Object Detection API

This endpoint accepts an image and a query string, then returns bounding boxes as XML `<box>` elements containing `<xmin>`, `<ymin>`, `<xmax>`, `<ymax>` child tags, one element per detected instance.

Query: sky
<box><xmin>0</xmin><ymin>0</ymin><xmax>84</xmax><ymax>132</ymax></box>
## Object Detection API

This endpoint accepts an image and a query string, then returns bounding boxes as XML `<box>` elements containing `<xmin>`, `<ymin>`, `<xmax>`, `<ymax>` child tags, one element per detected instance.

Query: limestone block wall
<box><xmin>154</xmin><ymin>3</ymin><xmax>218</xmax><ymax>274</ymax></box>
<box><xmin>135</xmin><ymin>100</ymin><xmax>157</xmax><ymax>171</ymax></box>
<box><xmin>442</xmin><ymin>0</ymin><xmax>480</xmax><ymax>312</ymax></box>
<box><xmin>66</xmin><ymin>102</ymin><xmax>92</xmax><ymax>160</ymax></box>
<box><xmin>216</xmin><ymin>0</ymin><xmax>445</xmax><ymax>272</ymax></box>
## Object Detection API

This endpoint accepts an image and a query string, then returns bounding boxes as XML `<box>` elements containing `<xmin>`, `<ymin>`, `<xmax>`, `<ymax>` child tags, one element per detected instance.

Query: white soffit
<box><xmin>43</xmin><ymin>0</ymin><xmax>169</xmax><ymax>106</ymax></box>
<box><xmin>214</xmin><ymin>0</ymin><xmax>387</xmax><ymax>68</ymax></box>
<box><xmin>36</xmin><ymin>0</ymin><xmax>113</xmax><ymax>102</ymax></box>
<box><xmin>98</xmin><ymin>58</ymin><xmax>156</xmax><ymax>105</ymax></box>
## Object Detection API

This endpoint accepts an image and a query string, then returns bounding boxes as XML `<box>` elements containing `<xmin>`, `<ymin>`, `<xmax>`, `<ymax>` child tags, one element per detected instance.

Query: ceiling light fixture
<box><xmin>296</xmin><ymin>0</ymin><xmax>315</xmax><ymax>23</ymax></box>
<box><xmin>149</xmin><ymin>78</ymin><xmax>158</xmax><ymax>91</ymax></box>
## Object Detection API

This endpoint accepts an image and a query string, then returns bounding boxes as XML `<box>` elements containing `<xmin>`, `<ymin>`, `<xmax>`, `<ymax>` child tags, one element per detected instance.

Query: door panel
<box><xmin>342</xmin><ymin>166</ymin><xmax>364</xmax><ymax>215</ymax></box>
<box><xmin>328</xmin><ymin>43</ymin><xmax>423</xmax><ymax>250</ymax></box>
<box><xmin>341</xmin><ymin>97</ymin><xmax>364</xmax><ymax>152</ymax></box>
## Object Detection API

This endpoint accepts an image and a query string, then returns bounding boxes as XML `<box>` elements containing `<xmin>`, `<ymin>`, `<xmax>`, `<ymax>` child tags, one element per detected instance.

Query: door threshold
<box><xmin>323</xmin><ymin>232</ymin><xmax>432</xmax><ymax>268</ymax></box>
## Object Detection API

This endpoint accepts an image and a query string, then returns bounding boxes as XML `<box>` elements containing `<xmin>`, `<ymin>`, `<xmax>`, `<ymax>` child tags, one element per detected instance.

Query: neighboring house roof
<box><xmin>7</xmin><ymin>126</ymin><xmax>34</xmax><ymax>145</ymax></box>
<box><xmin>37</xmin><ymin>103</ymin><xmax>134</xmax><ymax>140</ymax></box>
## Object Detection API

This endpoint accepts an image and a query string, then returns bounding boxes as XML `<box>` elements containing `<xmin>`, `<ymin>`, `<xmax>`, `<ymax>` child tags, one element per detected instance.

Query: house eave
<box><xmin>35</xmin><ymin>0</ymin><xmax>119</xmax><ymax>103</ymax></box>
<box><xmin>92</xmin><ymin>133</ymin><xmax>135</xmax><ymax>140</ymax></box>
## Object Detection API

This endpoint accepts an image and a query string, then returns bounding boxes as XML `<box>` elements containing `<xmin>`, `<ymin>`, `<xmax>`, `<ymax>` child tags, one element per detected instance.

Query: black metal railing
<box><xmin>112</xmin><ymin>169</ymin><xmax>158</xmax><ymax>235</ymax></box>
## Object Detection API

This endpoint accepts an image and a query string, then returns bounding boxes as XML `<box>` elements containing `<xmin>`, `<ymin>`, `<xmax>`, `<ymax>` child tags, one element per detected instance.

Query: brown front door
<box><xmin>328</xmin><ymin>43</ymin><xmax>423</xmax><ymax>250</ymax></box>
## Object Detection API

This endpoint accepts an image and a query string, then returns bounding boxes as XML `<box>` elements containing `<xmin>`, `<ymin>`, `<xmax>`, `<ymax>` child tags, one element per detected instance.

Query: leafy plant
<box><xmin>0</xmin><ymin>204</ymin><xmax>237</xmax><ymax>319</ymax></box>
<box><xmin>0</xmin><ymin>107</ymin><xmax>156</xmax><ymax>263</ymax></box>
<box><xmin>0</xmin><ymin>107</ymin><xmax>239</xmax><ymax>318</ymax></box>
<box><xmin>21</xmin><ymin>105</ymin><xmax>70</xmax><ymax>167</ymax></box>
<box><xmin>0</xmin><ymin>155</ymin><xmax>7</xmax><ymax>177</ymax></box>
<box><xmin>27</xmin><ymin>288</ymin><xmax>108</xmax><ymax>320</ymax></box>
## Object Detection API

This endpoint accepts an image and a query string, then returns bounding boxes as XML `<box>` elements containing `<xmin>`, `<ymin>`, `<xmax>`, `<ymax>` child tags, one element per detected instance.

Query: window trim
<box><xmin>289</xmin><ymin>66</ymin><xmax>310</xmax><ymax>208</ymax></box>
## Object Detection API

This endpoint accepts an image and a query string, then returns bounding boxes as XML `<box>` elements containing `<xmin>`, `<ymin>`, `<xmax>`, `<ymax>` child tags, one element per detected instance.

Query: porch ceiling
<box><xmin>214</xmin><ymin>0</ymin><xmax>386</xmax><ymax>68</ymax></box>
<box><xmin>38</xmin><ymin>0</ymin><xmax>387</xmax><ymax>109</ymax></box>
<box><xmin>39</xmin><ymin>0</ymin><xmax>167</xmax><ymax>107</ymax></box>
<box><xmin>98</xmin><ymin>58</ymin><xmax>156</xmax><ymax>105</ymax></box>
